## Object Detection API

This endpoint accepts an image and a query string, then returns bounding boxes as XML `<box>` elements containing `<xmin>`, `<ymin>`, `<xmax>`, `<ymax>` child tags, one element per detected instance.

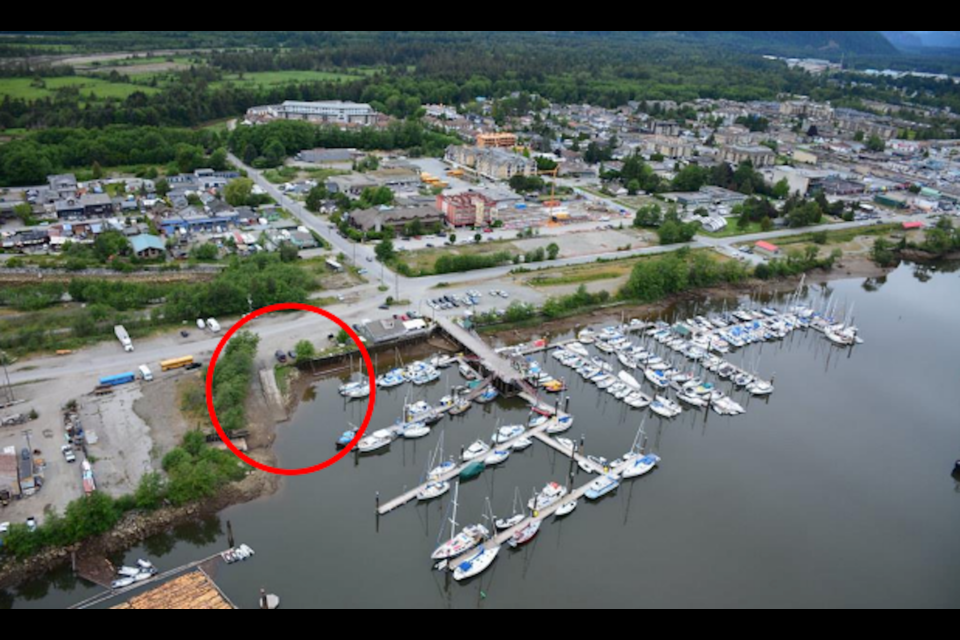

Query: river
<box><xmin>5</xmin><ymin>261</ymin><xmax>960</xmax><ymax>609</ymax></box>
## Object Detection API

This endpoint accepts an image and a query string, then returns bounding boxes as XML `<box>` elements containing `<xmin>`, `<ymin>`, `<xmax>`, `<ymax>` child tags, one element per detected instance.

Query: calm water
<box><xmin>6</xmin><ymin>261</ymin><xmax>960</xmax><ymax>609</ymax></box>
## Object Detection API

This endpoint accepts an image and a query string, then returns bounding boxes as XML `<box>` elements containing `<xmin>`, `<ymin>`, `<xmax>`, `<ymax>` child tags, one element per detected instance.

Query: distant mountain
<box><xmin>882</xmin><ymin>31</ymin><xmax>960</xmax><ymax>50</ymax></box>
<box><xmin>546</xmin><ymin>31</ymin><xmax>897</xmax><ymax>57</ymax></box>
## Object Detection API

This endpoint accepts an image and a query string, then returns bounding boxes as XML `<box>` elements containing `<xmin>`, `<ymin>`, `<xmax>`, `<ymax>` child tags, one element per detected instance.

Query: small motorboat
<box><xmin>543</xmin><ymin>380</ymin><xmax>566</xmax><ymax>394</ymax></box>
<box><xmin>402</xmin><ymin>422</ymin><xmax>431</xmax><ymax>439</ymax></box>
<box><xmin>358</xmin><ymin>429</ymin><xmax>395</xmax><ymax>453</ymax></box>
<box><xmin>650</xmin><ymin>396</ymin><xmax>682</xmax><ymax>419</ymax></box>
<box><xmin>117</xmin><ymin>567</ymin><xmax>140</xmax><ymax>578</ymax></box>
<box><xmin>111</xmin><ymin>577</ymin><xmax>135</xmax><ymax>590</ymax></box>
<box><xmin>747</xmin><ymin>380</ymin><xmax>775</xmax><ymax>396</ymax></box>
<box><xmin>336</xmin><ymin>429</ymin><xmax>358</xmax><ymax>449</ymax></box>
<box><xmin>484</xmin><ymin>449</ymin><xmax>511</xmax><ymax>467</ymax></box>
<box><xmin>529</xmin><ymin>482</ymin><xmax>568</xmax><ymax>512</ymax></box>
<box><xmin>624</xmin><ymin>392</ymin><xmax>652</xmax><ymax>409</ymax></box>
<box><xmin>417</xmin><ymin>481</ymin><xmax>451</xmax><ymax>502</ymax></box>
<box><xmin>475</xmin><ymin>387</ymin><xmax>499</xmax><ymax>404</ymax></box>
<box><xmin>547</xmin><ymin>415</ymin><xmax>574</xmax><ymax>434</ymax></box>
<box><xmin>512</xmin><ymin>437</ymin><xmax>534</xmax><ymax>452</ymax></box>
<box><xmin>585</xmin><ymin>474</ymin><xmax>621</xmax><ymax>501</ymax></box>
<box><xmin>556</xmin><ymin>438</ymin><xmax>577</xmax><ymax>454</ymax></box>
<box><xmin>448</xmin><ymin>400</ymin><xmax>472</xmax><ymax>416</ymax></box>
<box><xmin>528</xmin><ymin>414</ymin><xmax>550</xmax><ymax>428</ymax></box>
<box><xmin>453</xmin><ymin>546</ymin><xmax>501</xmax><ymax>582</ymax></box>
<box><xmin>462</xmin><ymin>440</ymin><xmax>492</xmax><ymax>462</ymax></box>
<box><xmin>495</xmin><ymin>514</ymin><xmax>525</xmax><ymax>531</ymax></box>
<box><xmin>508</xmin><ymin>520</ymin><xmax>542</xmax><ymax>548</ymax></box>
<box><xmin>555</xmin><ymin>500</ymin><xmax>578</xmax><ymax>518</ymax></box>
<box><xmin>677</xmin><ymin>391</ymin><xmax>709</xmax><ymax>408</ymax></box>
<box><xmin>136</xmin><ymin>559</ymin><xmax>154</xmax><ymax>570</ymax></box>
<box><xmin>238</xmin><ymin>544</ymin><xmax>255</xmax><ymax>557</ymax></box>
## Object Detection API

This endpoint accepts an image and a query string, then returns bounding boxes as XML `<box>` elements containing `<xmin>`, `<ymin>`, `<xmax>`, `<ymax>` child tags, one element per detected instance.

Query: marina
<box><xmin>8</xmin><ymin>262</ymin><xmax>960</xmax><ymax>609</ymax></box>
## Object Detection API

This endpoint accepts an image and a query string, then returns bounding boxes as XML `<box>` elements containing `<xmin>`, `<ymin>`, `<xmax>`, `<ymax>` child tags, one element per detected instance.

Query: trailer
<box><xmin>114</xmin><ymin>325</ymin><xmax>134</xmax><ymax>353</ymax></box>
<box><xmin>98</xmin><ymin>372</ymin><xmax>136</xmax><ymax>387</ymax></box>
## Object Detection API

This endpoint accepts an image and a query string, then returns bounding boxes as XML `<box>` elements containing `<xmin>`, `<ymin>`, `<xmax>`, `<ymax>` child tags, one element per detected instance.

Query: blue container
<box><xmin>99</xmin><ymin>373</ymin><xmax>136</xmax><ymax>387</ymax></box>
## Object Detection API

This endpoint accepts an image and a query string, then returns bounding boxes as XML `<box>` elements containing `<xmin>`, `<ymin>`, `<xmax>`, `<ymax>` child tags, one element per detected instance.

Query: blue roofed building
<box><xmin>129</xmin><ymin>234</ymin><xmax>167</xmax><ymax>259</ymax></box>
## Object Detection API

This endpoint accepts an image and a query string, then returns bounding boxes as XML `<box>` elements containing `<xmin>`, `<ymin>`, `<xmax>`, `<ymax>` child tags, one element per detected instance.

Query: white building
<box><xmin>246</xmin><ymin>101</ymin><xmax>378</xmax><ymax>126</ymax></box>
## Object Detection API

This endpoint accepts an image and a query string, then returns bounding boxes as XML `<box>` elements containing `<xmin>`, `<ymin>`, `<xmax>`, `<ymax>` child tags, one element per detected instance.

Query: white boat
<box><xmin>111</xmin><ymin>578</ymin><xmax>135</xmax><ymax>590</ymax></box>
<box><xmin>650</xmin><ymin>396</ymin><xmax>682</xmax><ymax>419</ymax></box>
<box><xmin>136</xmin><ymin>559</ymin><xmax>154</xmax><ymax>570</ymax></box>
<box><xmin>512</xmin><ymin>437</ymin><xmax>533</xmax><ymax>451</ymax></box>
<box><xmin>555</xmin><ymin>500</ymin><xmax>578</xmax><ymax>517</ymax></box>
<box><xmin>239</xmin><ymin>544</ymin><xmax>255</xmax><ymax>557</ymax></box>
<box><xmin>453</xmin><ymin>546</ymin><xmax>501</xmax><ymax>582</ymax></box>
<box><xmin>376</xmin><ymin>370</ymin><xmax>406</xmax><ymax>389</ymax></box>
<box><xmin>484</xmin><ymin>449</ymin><xmax>511</xmax><ymax>466</ymax></box>
<box><xmin>462</xmin><ymin>440</ymin><xmax>492</xmax><ymax>462</ymax></box>
<box><xmin>358</xmin><ymin>429</ymin><xmax>394</xmax><ymax>453</ymax></box>
<box><xmin>117</xmin><ymin>567</ymin><xmax>140</xmax><ymax>578</ymax></box>
<box><xmin>625</xmin><ymin>392</ymin><xmax>652</xmax><ymax>409</ymax></box>
<box><xmin>529</xmin><ymin>482</ymin><xmax>568</xmax><ymax>512</ymax></box>
<box><xmin>585</xmin><ymin>474</ymin><xmax>621</xmax><ymax>500</ymax></box>
<box><xmin>402</xmin><ymin>422</ymin><xmax>431</xmax><ymax>439</ymax></box>
<box><xmin>495</xmin><ymin>514</ymin><xmax>525</xmax><ymax>531</ymax></box>
<box><xmin>577</xmin><ymin>329</ymin><xmax>597</xmax><ymax>345</ymax></box>
<box><xmin>621</xmin><ymin>453</ymin><xmax>661</xmax><ymax>479</ymax></box>
<box><xmin>493</xmin><ymin>425</ymin><xmax>526</xmax><ymax>444</ymax></box>
<box><xmin>507</xmin><ymin>520</ymin><xmax>542</xmax><ymax>548</ymax></box>
<box><xmin>528</xmin><ymin>414</ymin><xmax>550</xmax><ymax>428</ymax></box>
<box><xmin>133</xmin><ymin>572</ymin><xmax>154</xmax><ymax>583</ymax></box>
<box><xmin>618</xmin><ymin>371</ymin><xmax>642</xmax><ymax>391</ymax></box>
<box><xmin>547</xmin><ymin>415</ymin><xmax>574</xmax><ymax>434</ymax></box>
<box><xmin>556</xmin><ymin>438</ymin><xmax>576</xmax><ymax>454</ymax></box>
<box><xmin>417</xmin><ymin>481</ymin><xmax>451</xmax><ymax>502</ymax></box>
<box><xmin>677</xmin><ymin>391</ymin><xmax>709</xmax><ymax>408</ymax></box>
<box><xmin>428</xmin><ymin>460</ymin><xmax>457</xmax><ymax>480</ymax></box>
<box><xmin>747</xmin><ymin>380</ymin><xmax>775</xmax><ymax>396</ymax></box>
<box><xmin>338</xmin><ymin>380</ymin><xmax>365</xmax><ymax>396</ymax></box>
<box><xmin>432</xmin><ymin>524</ymin><xmax>490</xmax><ymax>560</ymax></box>
<box><xmin>567</xmin><ymin>343</ymin><xmax>590</xmax><ymax>358</ymax></box>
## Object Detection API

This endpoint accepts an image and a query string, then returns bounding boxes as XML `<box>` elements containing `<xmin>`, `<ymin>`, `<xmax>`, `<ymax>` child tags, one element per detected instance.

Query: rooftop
<box><xmin>110</xmin><ymin>572</ymin><xmax>234</xmax><ymax>610</ymax></box>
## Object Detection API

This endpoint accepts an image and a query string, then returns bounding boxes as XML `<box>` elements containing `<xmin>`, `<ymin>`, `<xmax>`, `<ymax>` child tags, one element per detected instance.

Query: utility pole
<box><xmin>0</xmin><ymin>351</ymin><xmax>14</xmax><ymax>404</ymax></box>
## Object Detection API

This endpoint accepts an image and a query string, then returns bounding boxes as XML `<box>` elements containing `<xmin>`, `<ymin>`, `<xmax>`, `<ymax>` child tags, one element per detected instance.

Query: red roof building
<box><xmin>902</xmin><ymin>221</ymin><xmax>925</xmax><ymax>230</ymax></box>
<box><xmin>755</xmin><ymin>241</ymin><xmax>781</xmax><ymax>255</ymax></box>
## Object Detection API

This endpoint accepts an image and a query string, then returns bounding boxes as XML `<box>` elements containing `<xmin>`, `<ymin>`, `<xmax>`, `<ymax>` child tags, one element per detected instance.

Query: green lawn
<box><xmin>0</xmin><ymin>76</ymin><xmax>159</xmax><ymax>101</ymax></box>
<box><xmin>211</xmin><ymin>70</ymin><xmax>364</xmax><ymax>90</ymax></box>
<box><xmin>698</xmin><ymin>221</ymin><xmax>767</xmax><ymax>238</ymax></box>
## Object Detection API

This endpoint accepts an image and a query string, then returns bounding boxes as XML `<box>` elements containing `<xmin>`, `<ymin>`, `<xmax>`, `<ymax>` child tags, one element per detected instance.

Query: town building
<box><xmin>755</xmin><ymin>241</ymin><xmax>781</xmax><ymax>257</ymax></box>
<box><xmin>129</xmin><ymin>234</ymin><xmax>167</xmax><ymax>259</ymax></box>
<box><xmin>720</xmin><ymin>145</ymin><xmax>777</xmax><ymax>168</ymax></box>
<box><xmin>444</xmin><ymin>146</ymin><xmax>536</xmax><ymax>181</ymax></box>
<box><xmin>642</xmin><ymin>136</ymin><xmax>695</xmax><ymax>159</ymax></box>
<box><xmin>245</xmin><ymin>101</ymin><xmax>378</xmax><ymax>126</ymax></box>
<box><xmin>156</xmin><ymin>208</ymin><xmax>240</xmax><ymax>235</ymax></box>
<box><xmin>295</xmin><ymin>148</ymin><xmax>360</xmax><ymax>164</ymax></box>
<box><xmin>476</xmin><ymin>133</ymin><xmax>518</xmax><ymax>149</ymax></box>
<box><xmin>348</xmin><ymin>206</ymin><xmax>445</xmax><ymax>234</ymax></box>
<box><xmin>650</xmin><ymin>121</ymin><xmax>681</xmax><ymax>137</ymax></box>
<box><xmin>437</xmin><ymin>192</ymin><xmax>499</xmax><ymax>227</ymax></box>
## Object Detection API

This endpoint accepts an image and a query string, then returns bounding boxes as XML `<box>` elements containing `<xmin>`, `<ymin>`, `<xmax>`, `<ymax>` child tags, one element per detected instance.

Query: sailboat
<box><xmin>507</xmin><ymin>519</ymin><xmax>541</xmax><ymax>548</ymax></box>
<box><xmin>496</xmin><ymin>488</ymin><xmax>527</xmax><ymax>531</ymax></box>
<box><xmin>621</xmin><ymin>426</ymin><xmax>661</xmax><ymax>480</ymax></box>
<box><xmin>453</xmin><ymin>545</ymin><xmax>501</xmax><ymax>582</ymax></box>
<box><xmin>432</xmin><ymin>482</ymin><xmax>489</xmax><ymax>561</ymax></box>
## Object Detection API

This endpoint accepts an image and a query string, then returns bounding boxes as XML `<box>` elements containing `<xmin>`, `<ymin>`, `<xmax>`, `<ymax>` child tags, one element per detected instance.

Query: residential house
<box><xmin>47</xmin><ymin>173</ymin><xmax>78</xmax><ymax>199</ymax></box>
<box><xmin>129</xmin><ymin>234</ymin><xmax>167</xmax><ymax>259</ymax></box>
<box><xmin>755</xmin><ymin>241</ymin><xmax>781</xmax><ymax>257</ymax></box>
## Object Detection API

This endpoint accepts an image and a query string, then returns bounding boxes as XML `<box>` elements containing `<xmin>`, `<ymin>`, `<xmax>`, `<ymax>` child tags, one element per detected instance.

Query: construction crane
<box><xmin>537</xmin><ymin>168</ymin><xmax>561</xmax><ymax>220</ymax></box>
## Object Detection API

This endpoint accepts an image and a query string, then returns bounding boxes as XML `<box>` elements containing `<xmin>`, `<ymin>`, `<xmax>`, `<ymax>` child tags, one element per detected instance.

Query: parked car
<box><xmin>379</xmin><ymin>304</ymin><xmax>390</xmax><ymax>310</ymax></box>
<box><xmin>61</xmin><ymin>445</ymin><xmax>76</xmax><ymax>464</ymax></box>
<box><xmin>26</xmin><ymin>517</ymin><xmax>37</xmax><ymax>533</ymax></box>
<box><xmin>185</xmin><ymin>362</ymin><xmax>203</xmax><ymax>371</ymax></box>
<box><xmin>275</xmin><ymin>351</ymin><xmax>288</xmax><ymax>364</ymax></box>
<box><xmin>288</xmin><ymin>351</ymin><xmax>297</xmax><ymax>360</ymax></box>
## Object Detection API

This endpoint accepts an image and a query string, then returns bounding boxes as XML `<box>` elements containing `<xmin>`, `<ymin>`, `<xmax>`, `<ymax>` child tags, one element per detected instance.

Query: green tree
<box><xmin>91</xmin><ymin>161</ymin><xmax>103</xmax><ymax>180</ymax></box>
<box><xmin>474</xmin><ymin>233</ymin><xmax>482</xmax><ymax>244</ymax></box>
<box><xmin>263</xmin><ymin>139</ymin><xmax>287</xmax><ymax>167</ymax></box>
<box><xmin>155</xmin><ymin>178</ymin><xmax>171</xmax><ymax>198</ymax></box>
<box><xmin>209</xmin><ymin>148</ymin><xmax>229</xmax><ymax>172</ymax></box>
<box><xmin>224</xmin><ymin>178</ymin><xmax>254</xmax><ymax>207</ymax></box>
<box><xmin>134</xmin><ymin>473</ymin><xmax>167</xmax><ymax>511</ymax></box>
<box><xmin>760</xmin><ymin>216</ymin><xmax>774</xmax><ymax>232</ymax></box>
<box><xmin>449</xmin><ymin>234</ymin><xmax>457</xmax><ymax>244</ymax></box>
<box><xmin>295</xmin><ymin>340</ymin><xmax>317</xmax><ymax>360</ymax></box>
<box><xmin>93</xmin><ymin>231</ymin><xmax>130</xmax><ymax>263</ymax></box>
<box><xmin>375</xmin><ymin>239</ymin><xmax>396</xmax><ymax>263</ymax></box>
<box><xmin>279</xmin><ymin>242</ymin><xmax>300</xmax><ymax>263</ymax></box>
<box><xmin>866</xmin><ymin>135</ymin><xmax>886</xmax><ymax>153</ymax></box>
<box><xmin>546</xmin><ymin>242</ymin><xmax>560</xmax><ymax>260</ymax></box>
<box><xmin>305</xmin><ymin>185</ymin><xmax>328</xmax><ymax>212</ymax></box>
<box><xmin>772</xmin><ymin>178</ymin><xmax>790</xmax><ymax>200</ymax></box>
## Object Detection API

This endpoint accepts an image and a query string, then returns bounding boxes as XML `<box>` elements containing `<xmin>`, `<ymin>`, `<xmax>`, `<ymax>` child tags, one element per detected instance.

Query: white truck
<box><xmin>114</xmin><ymin>325</ymin><xmax>134</xmax><ymax>352</ymax></box>
<box><xmin>138</xmin><ymin>365</ymin><xmax>154</xmax><ymax>382</ymax></box>
<box><xmin>207</xmin><ymin>318</ymin><xmax>222</xmax><ymax>333</ymax></box>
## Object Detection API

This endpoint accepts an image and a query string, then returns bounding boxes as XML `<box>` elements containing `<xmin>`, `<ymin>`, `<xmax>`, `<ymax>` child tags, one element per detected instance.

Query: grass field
<box><xmin>0</xmin><ymin>76</ymin><xmax>158</xmax><ymax>101</ymax></box>
<box><xmin>698</xmin><ymin>221</ymin><xmax>767</xmax><ymax>238</ymax></box>
<box><xmin>398</xmin><ymin>241</ymin><xmax>521</xmax><ymax>275</ymax></box>
<box><xmin>211</xmin><ymin>70</ymin><xmax>364</xmax><ymax>90</ymax></box>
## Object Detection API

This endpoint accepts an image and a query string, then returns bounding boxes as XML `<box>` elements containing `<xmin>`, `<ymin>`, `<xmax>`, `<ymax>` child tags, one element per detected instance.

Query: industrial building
<box><xmin>245</xmin><ymin>101</ymin><xmax>378</xmax><ymax>126</ymax></box>
<box><xmin>437</xmin><ymin>192</ymin><xmax>500</xmax><ymax>227</ymax></box>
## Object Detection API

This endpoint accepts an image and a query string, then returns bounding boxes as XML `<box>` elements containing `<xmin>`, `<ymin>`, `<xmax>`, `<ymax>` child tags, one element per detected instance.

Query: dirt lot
<box><xmin>513</xmin><ymin>228</ymin><xmax>652</xmax><ymax>259</ymax></box>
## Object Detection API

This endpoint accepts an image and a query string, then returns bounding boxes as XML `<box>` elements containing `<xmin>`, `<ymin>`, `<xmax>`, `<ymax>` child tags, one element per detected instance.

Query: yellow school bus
<box><xmin>160</xmin><ymin>356</ymin><xmax>194</xmax><ymax>372</ymax></box>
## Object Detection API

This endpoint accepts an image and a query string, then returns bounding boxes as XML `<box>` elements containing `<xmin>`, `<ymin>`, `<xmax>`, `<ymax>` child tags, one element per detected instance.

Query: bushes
<box><xmin>754</xmin><ymin>246</ymin><xmax>842</xmax><ymax>280</ymax></box>
<box><xmin>620</xmin><ymin>251</ymin><xmax>751</xmax><ymax>303</ymax></box>
<box><xmin>434</xmin><ymin>251</ymin><xmax>513</xmax><ymax>275</ymax></box>
<box><xmin>542</xmin><ymin>285</ymin><xmax>611</xmax><ymax>319</ymax></box>
<box><xmin>211</xmin><ymin>332</ymin><xmax>260</xmax><ymax>434</ymax></box>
